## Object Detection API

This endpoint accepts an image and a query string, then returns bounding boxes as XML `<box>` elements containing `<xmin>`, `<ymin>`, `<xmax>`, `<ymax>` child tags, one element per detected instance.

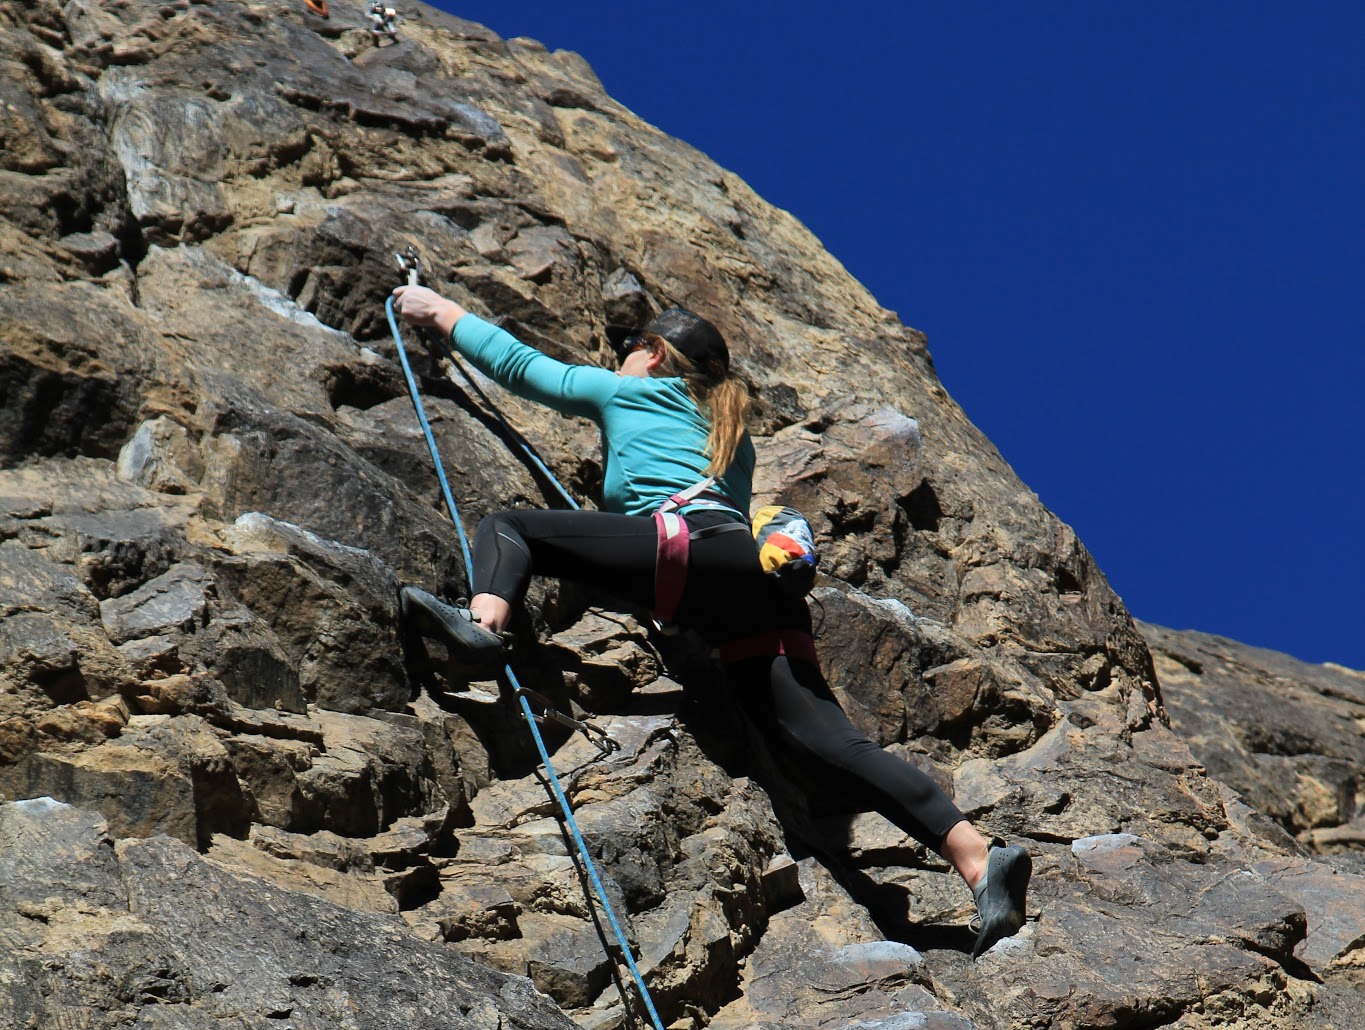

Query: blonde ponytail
<box><xmin>700</xmin><ymin>377</ymin><xmax>750</xmax><ymax>475</ymax></box>
<box><xmin>651</xmin><ymin>337</ymin><xmax>751</xmax><ymax>475</ymax></box>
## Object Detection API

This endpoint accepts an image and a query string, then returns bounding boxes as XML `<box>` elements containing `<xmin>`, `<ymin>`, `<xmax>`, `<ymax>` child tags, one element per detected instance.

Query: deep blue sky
<box><xmin>430</xmin><ymin>2</ymin><xmax>1364</xmax><ymax>668</ymax></box>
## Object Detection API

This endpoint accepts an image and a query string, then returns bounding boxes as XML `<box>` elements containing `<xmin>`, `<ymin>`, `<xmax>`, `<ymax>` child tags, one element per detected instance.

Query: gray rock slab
<box><xmin>0</xmin><ymin>797</ymin><xmax>126</xmax><ymax>910</ymax></box>
<box><xmin>938</xmin><ymin>833</ymin><xmax>1312</xmax><ymax>1028</ymax></box>
<box><xmin>1143</xmin><ymin>621</ymin><xmax>1365</xmax><ymax>843</ymax></box>
<box><xmin>0</xmin><ymin>742</ymin><xmax>197</xmax><ymax>844</ymax></box>
<box><xmin>0</xmin><ymin>799</ymin><xmax>576</xmax><ymax>1030</ymax></box>
<box><xmin>99</xmin><ymin>562</ymin><xmax>209</xmax><ymax>645</ymax></box>
<box><xmin>1249</xmin><ymin>855</ymin><xmax>1365</xmax><ymax>968</ymax></box>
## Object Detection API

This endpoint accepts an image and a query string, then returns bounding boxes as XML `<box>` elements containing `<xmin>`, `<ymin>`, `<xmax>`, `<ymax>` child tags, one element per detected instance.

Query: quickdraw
<box><xmin>516</xmin><ymin>687</ymin><xmax>620</xmax><ymax>757</ymax></box>
<box><xmin>395</xmin><ymin>245</ymin><xmax>421</xmax><ymax>287</ymax></box>
<box><xmin>303</xmin><ymin>0</ymin><xmax>329</xmax><ymax>18</ymax></box>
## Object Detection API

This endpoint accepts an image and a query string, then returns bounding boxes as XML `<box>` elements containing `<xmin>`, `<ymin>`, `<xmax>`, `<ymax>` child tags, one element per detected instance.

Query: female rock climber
<box><xmin>390</xmin><ymin>284</ymin><xmax>1031</xmax><ymax>958</ymax></box>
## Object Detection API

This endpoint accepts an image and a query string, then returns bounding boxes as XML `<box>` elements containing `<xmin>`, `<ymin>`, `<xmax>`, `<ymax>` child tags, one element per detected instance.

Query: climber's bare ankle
<box><xmin>470</xmin><ymin>593</ymin><xmax>512</xmax><ymax>634</ymax></box>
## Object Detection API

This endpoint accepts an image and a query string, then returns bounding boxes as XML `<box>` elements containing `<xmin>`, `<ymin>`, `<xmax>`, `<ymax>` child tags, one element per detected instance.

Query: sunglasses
<box><xmin>614</xmin><ymin>334</ymin><xmax>650</xmax><ymax>364</ymax></box>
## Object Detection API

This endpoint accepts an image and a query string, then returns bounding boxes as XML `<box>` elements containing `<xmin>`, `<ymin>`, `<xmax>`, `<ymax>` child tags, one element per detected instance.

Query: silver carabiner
<box><xmin>395</xmin><ymin>245</ymin><xmax>422</xmax><ymax>286</ymax></box>
<box><xmin>516</xmin><ymin>687</ymin><xmax>620</xmax><ymax>757</ymax></box>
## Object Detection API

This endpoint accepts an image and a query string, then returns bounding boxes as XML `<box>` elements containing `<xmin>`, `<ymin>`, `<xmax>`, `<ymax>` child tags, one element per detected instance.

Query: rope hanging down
<box><xmin>436</xmin><ymin>338</ymin><xmax>581</xmax><ymax>511</ymax></box>
<box><xmin>384</xmin><ymin>266</ymin><xmax>663</xmax><ymax>1030</ymax></box>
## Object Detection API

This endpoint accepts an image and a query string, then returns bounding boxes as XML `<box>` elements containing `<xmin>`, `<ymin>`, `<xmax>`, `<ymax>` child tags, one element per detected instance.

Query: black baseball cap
<box><xmin>638</xmin><ymin>307</ymin><xmax>730</xmax><ymax>370</ymax></box>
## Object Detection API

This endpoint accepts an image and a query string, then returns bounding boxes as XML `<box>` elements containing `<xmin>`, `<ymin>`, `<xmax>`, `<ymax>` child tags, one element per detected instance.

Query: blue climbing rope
<box><xmin>386</xmin><ymin>298</ymin><xmax>475</xmax><ymax>575</ymax></box>
<box><xmin>385</xmin><ymin>296</ymin><xmax>666</xmax><ymax>1030</ymax></box>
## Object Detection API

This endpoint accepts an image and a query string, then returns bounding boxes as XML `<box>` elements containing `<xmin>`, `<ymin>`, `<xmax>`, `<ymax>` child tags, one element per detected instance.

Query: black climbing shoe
<box><xmin>971</xmin><ymin>841</ymin><xmax>1031</xmax><ymax>959</ymax></box>
<box><xmin>398</xmin><ymin>586</ymin><xmax>507</xmax><ymax>671</ymax></box>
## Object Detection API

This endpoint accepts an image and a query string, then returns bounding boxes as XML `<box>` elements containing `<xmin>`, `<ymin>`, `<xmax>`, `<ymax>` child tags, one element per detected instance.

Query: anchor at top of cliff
<box><xmin>367</xmin><ymin>1</ymin><xmax>401</xmax><ymax>45</ymax></box>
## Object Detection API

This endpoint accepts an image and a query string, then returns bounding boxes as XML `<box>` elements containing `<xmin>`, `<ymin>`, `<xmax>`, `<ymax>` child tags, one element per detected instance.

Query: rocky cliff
<box><xmin>0</xmin><ymin>2</ymin><xmax>1361</xmax><ymax>1028</ymax></box>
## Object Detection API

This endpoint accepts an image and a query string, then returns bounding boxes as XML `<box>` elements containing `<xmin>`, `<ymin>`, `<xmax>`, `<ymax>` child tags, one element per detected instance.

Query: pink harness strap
<box><xmin>715</xmin><ymin>630</ymin><xmax>819</xmax><ymax>666</ymax></box>
<box><xmin>652</xmin><ymin>509</ymin><xmax>690</xmax><ymax>624</ymax></box>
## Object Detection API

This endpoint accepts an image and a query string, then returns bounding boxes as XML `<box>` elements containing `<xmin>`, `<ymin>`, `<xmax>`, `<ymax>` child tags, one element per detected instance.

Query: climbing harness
<box><xmin>386</xmin><ymin>256</ymin><xmax>660</xmax><ymax>1030</ymax></box>
<box><xmin>652</xmin><ymin>509</ymin><xmax>689</xmax><ymax>625</ymax></box>
<box><xmin>650</xmin><ymin>479</ymin><xmax>818</xmax><ymax>634</ymax></box>
<box><xmin>651</xmin><ymin>477</ymin><xmax>748</xmax><ymax>626</ymax></box>
<box><xmin>716</xmin><ymin>629</ymin><xmax>819</xmax><ymax>665</ymax></box>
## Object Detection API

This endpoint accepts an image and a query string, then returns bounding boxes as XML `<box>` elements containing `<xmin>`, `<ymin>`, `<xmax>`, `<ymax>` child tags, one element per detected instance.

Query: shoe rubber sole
<box><xmin>398</xmin><ymin>586</ymin><xmax>507</xmax><ymax>670</ymax></box>
<box><xmin>972</xmin><ymin>844</ymin><xmax>1031</xmax><ymax>959</ymax></box>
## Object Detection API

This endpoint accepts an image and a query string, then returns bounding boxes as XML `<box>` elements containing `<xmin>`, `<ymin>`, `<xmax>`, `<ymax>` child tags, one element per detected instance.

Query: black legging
<box><xmin>473</xmin><ymin>508</ymin><xmax>966</xmax><ymax>850</ymax></box>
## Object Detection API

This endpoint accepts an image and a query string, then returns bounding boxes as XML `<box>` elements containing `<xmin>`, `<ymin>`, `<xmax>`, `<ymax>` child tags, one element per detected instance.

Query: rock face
<box><xmin>1141</xmin><ymin>623</ymin><xmax>1365</xmax><ymax>865</ymax></box>
<box><xmin>0</xmin><ymin>2</ymin><xmax>1361</xmax><ymax>1028</ymax></box>
<box><xmin>0</xmin><ymin>797</ymin><xmax>576</xmax><ymax>1029</ymax></box>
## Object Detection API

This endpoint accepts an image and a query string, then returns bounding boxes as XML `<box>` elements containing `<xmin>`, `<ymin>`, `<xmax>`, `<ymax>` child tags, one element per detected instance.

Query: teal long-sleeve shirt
<box><xmin>451</xmin><ymin>314</ymin><xmax>755</xmax><ymax>518</ymax></box>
